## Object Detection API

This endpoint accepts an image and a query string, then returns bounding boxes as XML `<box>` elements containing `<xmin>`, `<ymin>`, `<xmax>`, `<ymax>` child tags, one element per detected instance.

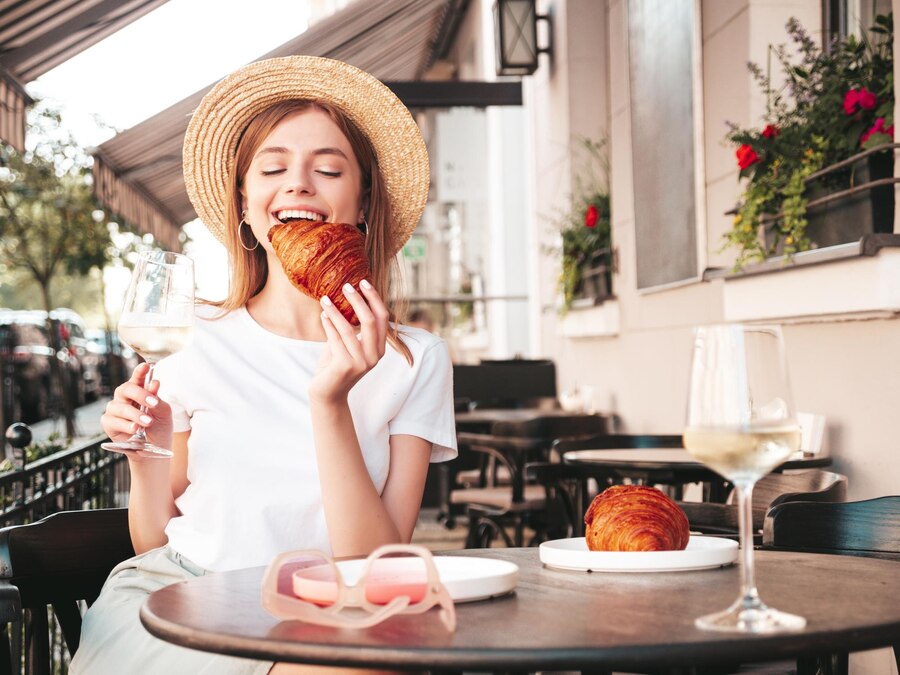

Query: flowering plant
<box><xmin>724</xmin><ymin>13</ymin><xmax>894</xmax><ymax>268</ymax></box>
<box><xmin>551</xmin><ymin>139</ymin><xmax>612</xmax><ymax>311</ymax></box>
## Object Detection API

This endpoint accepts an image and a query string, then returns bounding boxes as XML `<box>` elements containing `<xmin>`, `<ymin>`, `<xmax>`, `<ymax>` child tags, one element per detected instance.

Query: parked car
<box><xmin>84</xmin><ymin>329</ymin><xmax>140</xmax><ymax>395</ymax></box>
<box><xmin>0</xmin><ymin>309</ymin><xmax>102</xmax><ymax>425</ymax></box>
<box><xmin>49</xmin><ymin>308</ymin><xmax>101</xmax><ymax>404</ymax></box>
<box><xmin>0</xmin><ymin>310</ymin><xmax>54</xmax><ymax>424</ymax></box>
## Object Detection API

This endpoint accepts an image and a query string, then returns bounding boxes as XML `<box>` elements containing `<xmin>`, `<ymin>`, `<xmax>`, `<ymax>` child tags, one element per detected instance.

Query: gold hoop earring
<box><xmin>357</xmin><ymin>218</ymin><xmax>368</xmax><ymax>236</ymax></box>
<box><xmin>238</xmin><ymin>211</ymin><xmax>259</xmax><ymax>251</ymax></box>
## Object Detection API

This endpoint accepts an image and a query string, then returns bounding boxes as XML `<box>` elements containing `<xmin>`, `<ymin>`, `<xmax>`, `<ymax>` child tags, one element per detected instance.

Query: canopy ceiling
<box><xmin>92</xmin><ymin>0</ymin><xmax>468</xmax><ymax>250</ymax></box>
<box><xmin>0</xmin><ymin>0</ymin><xmax>169</xmax><ymax>151</ymax></box>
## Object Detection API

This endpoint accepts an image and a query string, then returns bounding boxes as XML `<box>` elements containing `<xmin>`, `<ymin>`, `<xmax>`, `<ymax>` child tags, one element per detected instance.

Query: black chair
<box><xmin>0</xmin><ymin>508</ymin><xmax>134</xmax><ymax>675</ymax></box>
<box><xmin>452</xmin><ymin>414</ymin><xmax>609</xmax><ymax>547</ymax></box>
<box><xmin>548</xmin><ymin>434</ymin><xmax>685</xmax><ymax>531</ymax></box>
<box><xmin>452</xmin><ymin>360</ymin><xmax>557</xmax><ymax>412</ymax></box>
<box><xmin>762</xmin><ymin>496</ymin><xmax>900</xmax><ymax>674</ymax></box>
<box><xmin>439</xmin><ymin>360</ymin><xmax>559</xmax><ymax>527</ymax></box>
<box><xmin>680</xmin><ymin>469</ymin><xmax>848</xmax><ymax>541</ymax></box>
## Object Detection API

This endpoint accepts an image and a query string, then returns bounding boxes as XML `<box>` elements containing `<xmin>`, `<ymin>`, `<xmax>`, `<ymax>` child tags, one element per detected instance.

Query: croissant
<box><xmin>268</xmin><ymin>221</ymin><xmax>370</xmax><ymax>325</ymax></box>
<box><xmin>584</xmin><ymin>485</ymin><xmax>689</xmax><ymax>552</ymax></box>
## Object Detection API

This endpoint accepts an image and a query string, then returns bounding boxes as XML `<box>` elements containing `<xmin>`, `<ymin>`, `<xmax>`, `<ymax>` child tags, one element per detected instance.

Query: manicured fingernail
<box><xmin>320</xmin><ymin>295</ymin><xmax>332</xmax><ymax>307</ymax></box>
<box><xmin>146</xmin><ymin>396</ymin><xmax>159</xmax><ymax>407</ymax></box>
<box><xmin>343</xmin><ymin>282</ymin><xmax>355</xmax><ymax>295</ymax></box>
<box><xmin>140</xmin><ymin>414</ymin><xmax>153</xmax><ymax>425</ymax></box>
<box><xmin>360</xmin><ymin>279</ymin><xmax>372</xmax><ymax>290</ymax></box>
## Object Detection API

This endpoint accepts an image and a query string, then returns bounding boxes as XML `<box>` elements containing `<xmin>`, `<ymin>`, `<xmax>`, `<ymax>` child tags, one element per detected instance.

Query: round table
<box><xmin>141</xmin><ymin>548</ymin><xmax>900</xmax><ymax>672</ymax></box>
<box><xmin>563</xmin><ymin>448</ymin><xmax>832</xmax><ymax>503</ymax></box>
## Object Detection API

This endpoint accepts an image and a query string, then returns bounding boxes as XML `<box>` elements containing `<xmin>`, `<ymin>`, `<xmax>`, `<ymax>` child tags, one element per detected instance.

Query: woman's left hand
<box><xmin>310</xmin><ymin>279</ymin><xmax>389</xmax><ymax>404</ymax></box>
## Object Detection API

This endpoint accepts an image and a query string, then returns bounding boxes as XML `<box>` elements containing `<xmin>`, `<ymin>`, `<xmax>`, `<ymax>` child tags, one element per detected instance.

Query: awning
<box><xmin>0</xmin><ymin>0</ymin><xmax>169</xmax><ymax>151</ymax></box>
<box><xmin>92</xmin><ymin>0</ymin><xmax>467</xmax><ymax>246</ymax></box>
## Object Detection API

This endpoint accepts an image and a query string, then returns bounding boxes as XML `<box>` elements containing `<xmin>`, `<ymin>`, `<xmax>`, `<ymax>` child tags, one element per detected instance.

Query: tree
<box><xmin>0</xmin><ymin>103</ymin><xmax>112</xmax><ymax>438</ymax></box>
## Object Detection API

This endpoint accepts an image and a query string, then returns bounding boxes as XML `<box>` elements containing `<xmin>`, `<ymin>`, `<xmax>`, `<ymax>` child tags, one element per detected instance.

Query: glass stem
<box><xmin>737</xmin><ymin>482</ymin><xmax>761</xmax><ymax>610</ymax></box>
<box><xmin>131</xmin><ymin>361</ymin><xmax>156</xmax><ymax>442</ymax></box>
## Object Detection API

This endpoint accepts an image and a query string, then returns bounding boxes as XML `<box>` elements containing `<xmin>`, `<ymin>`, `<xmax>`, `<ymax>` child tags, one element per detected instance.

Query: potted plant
<box><xmin>553</xmin><ymin>139</ymin><xmax>613</xmax><ymax>311</ymax></box>
<box><xmin>724</xmin><ymin>13</ymin><xmax>894</xmax><ymax>269</ymax></box>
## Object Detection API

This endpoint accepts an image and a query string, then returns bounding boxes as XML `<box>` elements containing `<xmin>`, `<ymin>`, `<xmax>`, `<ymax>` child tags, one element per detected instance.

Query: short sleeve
<box><xmin>388</xmin><ymin>340</ymin><xmax>457</xmax><ymax>462</ymax></box>
<box><xmin>153</xmin><ymin>355</ymin><xmax>191</xmax><ymax>433</ymax></box>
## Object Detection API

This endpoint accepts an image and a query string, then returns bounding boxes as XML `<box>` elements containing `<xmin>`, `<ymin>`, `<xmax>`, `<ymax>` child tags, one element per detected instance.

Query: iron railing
<box><xmin>0</xmin><ymin>437</ymin><xmax>128</xmax><ymax>674</ymax></box>
<box><xmin>0</xmin><ymin>438</ymin><xmax>128</xmax><ymax>528</ymax></box>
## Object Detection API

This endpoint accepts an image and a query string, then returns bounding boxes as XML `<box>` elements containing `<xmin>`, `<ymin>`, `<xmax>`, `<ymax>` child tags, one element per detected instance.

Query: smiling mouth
<box><xmin>274</xmin><ymin>209</ymin><xmax>326</xmax><ymax>224</ymax></box>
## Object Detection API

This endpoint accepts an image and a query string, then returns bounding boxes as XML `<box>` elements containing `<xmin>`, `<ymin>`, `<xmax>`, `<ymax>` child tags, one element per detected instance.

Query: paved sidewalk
<box><xmin>28</xmin><ymin>397</ymin><xmax>110</xmax><ymax>446</ymax></box>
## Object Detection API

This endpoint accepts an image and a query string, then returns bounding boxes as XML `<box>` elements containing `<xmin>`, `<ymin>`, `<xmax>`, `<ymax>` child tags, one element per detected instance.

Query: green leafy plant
<box><xmin>551</xmin><ymin>138</ymin><xmax>612</xmax><ymax>311</ymax></box>
<box><xmin>725</xmin><ymin>13</ymin><xmax>894</xmax><ymax>268</ymax></box>
<box><xmin>0</xmin><ymin>432</ymin><xmax>72</xmax><ymax>473</ymax></box>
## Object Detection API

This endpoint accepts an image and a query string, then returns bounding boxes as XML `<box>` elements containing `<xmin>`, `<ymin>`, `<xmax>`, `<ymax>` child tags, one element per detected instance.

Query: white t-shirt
<box><xmin>153</xmin><ymin>305</ymin><xmax>457</xmax><ymax>571</ymax></box>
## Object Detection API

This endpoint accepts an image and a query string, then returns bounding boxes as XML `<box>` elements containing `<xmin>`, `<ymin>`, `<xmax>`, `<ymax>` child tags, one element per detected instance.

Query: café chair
<box><xmin>679</xmin><ymin>469</ymin><xmax>847</xmax><ymax>540</ymax></box>
<box><xmin>439</xmin><ymin>359</ymin><xmax>559</xmax><ymax>528</ymax></box>
<box><xmin>762</xmin><ymin>496</ymin><xmax>900</xmax><ymax>675</ymax></box>
<box><xmin>452</xmin><ymin>359</ymin><xmax>557</xmax><ymax>413</ymax></box>
<box><xmin>452</xmin><ymin>414</ymin><xmax>609</xmax><ymax>548</ymax></box>
<box><xmin>524</xmin><ymin>461</ymin><xmax>589</xmax><ymax>540</ymax></box>
<box><xmin>0</xmin><ymin>508</ymin><xmax>134</xmax><ymax>675</ymax></box>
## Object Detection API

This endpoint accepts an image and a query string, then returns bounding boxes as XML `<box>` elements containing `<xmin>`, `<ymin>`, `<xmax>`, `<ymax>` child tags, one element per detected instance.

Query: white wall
<box><xmin>530</xmin><ymin>0</ymin><xmax>900</xmax><ymax>494</ymax></box>
<box><xmin>528</xmin><ymin>3</ymin><xmax>900</xmax><ymax>668</ymax></box>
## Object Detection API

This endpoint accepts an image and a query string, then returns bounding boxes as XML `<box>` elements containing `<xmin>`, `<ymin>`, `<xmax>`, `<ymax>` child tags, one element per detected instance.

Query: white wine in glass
<box><xmin>101</xmin><ymin>251</ymin><xmax>195</xmax><ymax>459</ymax></box>
<box><xmin>683</xmin><ymin>324</ymin><xmax>806</xmax><ymax>633</ymax></box>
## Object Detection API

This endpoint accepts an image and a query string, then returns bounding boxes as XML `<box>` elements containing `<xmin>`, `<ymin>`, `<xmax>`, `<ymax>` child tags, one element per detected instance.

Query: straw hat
<box><xmin>183</xmin><ymin>56</ymin><xmax>429</xmax><ymax>256</ymax></box>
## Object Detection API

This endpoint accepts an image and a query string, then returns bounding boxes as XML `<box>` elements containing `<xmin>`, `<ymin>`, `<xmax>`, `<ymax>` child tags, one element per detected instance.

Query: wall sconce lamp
<box><xmin>493</xmin><ymin>0</ymin><xmax>551</xmax><ymax>76</ymax></box>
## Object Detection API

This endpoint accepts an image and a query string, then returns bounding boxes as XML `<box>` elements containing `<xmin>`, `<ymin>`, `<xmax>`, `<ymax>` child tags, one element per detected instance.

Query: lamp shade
<box><xmin>493</xmin><ymin>0</ymin><xmax>539</xmax><ymax>76</ymax></box>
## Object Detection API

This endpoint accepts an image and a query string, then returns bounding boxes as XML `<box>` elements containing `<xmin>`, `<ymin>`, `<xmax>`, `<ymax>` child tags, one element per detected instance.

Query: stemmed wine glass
<box><xmin>683</xmin><ymin>324</ymin><xmax>806</xmax><ymax>633</ymax></box>
<box><xmin>101</xmin><ymin>250</ymin><xmax>195</xmax><ymax>459</ymax></box>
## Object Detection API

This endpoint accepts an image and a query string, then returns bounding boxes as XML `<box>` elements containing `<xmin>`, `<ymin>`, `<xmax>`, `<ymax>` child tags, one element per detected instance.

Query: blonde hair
<box><xmin>210</xmin><ymin>99</ymin><xmax>412</xmax><ymax>364</ymax></box>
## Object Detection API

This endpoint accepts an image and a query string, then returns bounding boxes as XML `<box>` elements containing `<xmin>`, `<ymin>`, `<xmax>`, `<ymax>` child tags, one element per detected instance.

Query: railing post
<box><xmin>4</xmin><ymin>426</ymin><xmax>29</xmax><ymax>524</ymax></box>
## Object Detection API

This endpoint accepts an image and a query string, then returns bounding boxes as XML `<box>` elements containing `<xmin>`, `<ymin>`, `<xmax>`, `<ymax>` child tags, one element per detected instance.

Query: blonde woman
<box><xmin>72</xmin><ymin>56</ymin><xmax>456</xmax><ymax>675</ymax></box>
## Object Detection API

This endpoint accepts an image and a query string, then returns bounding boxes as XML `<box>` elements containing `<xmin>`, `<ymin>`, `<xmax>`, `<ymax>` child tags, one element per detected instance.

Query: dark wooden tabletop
<box><xmin>140</xmin><ymin>548</ymin><xmax>900</xmax><ymax>671</ymax></box>
<box><xmin>563</xmin><ymin>448</ymin><xmax>832</xmax><ymax>472</ymax></box>
<box><xmin>454</xmin><ymin>408</ymin><xmax>606</xmax><ymax>433</ymax></box>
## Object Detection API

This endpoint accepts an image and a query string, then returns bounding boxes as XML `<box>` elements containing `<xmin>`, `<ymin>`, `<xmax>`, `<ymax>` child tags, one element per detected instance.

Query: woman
<box><xmin>71</xmin><ymin>56</ymin><xmax>456</xmax><ymax>675</ymax></box>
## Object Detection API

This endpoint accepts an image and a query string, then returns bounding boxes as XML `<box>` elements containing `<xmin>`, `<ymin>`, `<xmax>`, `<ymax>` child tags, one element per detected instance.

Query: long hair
<box><xmin>211</xmin><ymin>99</ymin><xmax>412</xmax><ymax>364</ymax></box>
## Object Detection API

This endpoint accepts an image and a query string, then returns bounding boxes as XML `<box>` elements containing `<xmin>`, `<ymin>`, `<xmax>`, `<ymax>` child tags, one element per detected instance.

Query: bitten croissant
<box><xmin>584</xmin><ymin>485</ymin><xmax>690</xmax><ymax>552</ymax></box>
<box><xmin>268</xmin><ymin>220</ymin><xmax>370</xmax><ymax>325</ymax></box>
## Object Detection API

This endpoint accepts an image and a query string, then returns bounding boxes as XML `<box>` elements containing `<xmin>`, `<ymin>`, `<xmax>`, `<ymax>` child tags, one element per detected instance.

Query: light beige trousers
<box><xmin>69</xmin><ymin>545</ymin><xmax>272</xmax><ymax>675</ymax></box>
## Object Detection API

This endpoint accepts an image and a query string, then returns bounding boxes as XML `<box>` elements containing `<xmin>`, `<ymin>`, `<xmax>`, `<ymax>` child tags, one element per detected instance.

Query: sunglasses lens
<box><xmin>290</xmin><ymin>553</ymin><xmax>340</xmax><ymax>606</ymax></box>
<box><xmin>365</xmin><ymin>552</ymin><xmax>429</xmax><ymax>605</ymax></box>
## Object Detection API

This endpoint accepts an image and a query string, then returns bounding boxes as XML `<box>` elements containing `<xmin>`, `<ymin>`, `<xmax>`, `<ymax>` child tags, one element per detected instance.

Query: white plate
<box><xmin>332</xmin><ymin>556</ymin><xmax>519</xmax><ymax>603</ymax></box>
<box><xmin>539</xmin><ymin>536</ymin><xmax>738</xmax><ymax>572</ymax></box>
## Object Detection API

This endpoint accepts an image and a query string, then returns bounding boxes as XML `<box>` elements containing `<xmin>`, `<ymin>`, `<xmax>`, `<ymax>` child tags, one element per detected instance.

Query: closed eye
<box><xmin>261</xmin><ymin>169</ymin><xmax>285</xmax><ymax>176</ymax></box>
<box><xmin>317</xmin><ymin>170</ymin><xmax>341</xmax><ymax>177</ymax></box>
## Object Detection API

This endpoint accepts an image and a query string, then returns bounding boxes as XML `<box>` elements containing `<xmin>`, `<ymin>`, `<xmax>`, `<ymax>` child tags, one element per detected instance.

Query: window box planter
<box><xmin>763</xmin><ymin>147</ymin><xmax>897</xmax><ymax>255</ymax></box>
<box><xmin>575</xmin><ymin>248</ymin><xmax>614</xmax><ymax>305</ymax></box>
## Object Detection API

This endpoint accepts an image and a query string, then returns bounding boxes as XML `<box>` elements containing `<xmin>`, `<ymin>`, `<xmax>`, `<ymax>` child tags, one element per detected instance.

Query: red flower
<box><xmin>584</xmin><ymin>204</ymin><xmax>599</xmax><ymax>228</ymax></box>
<box><xmin>858</xmin><ymin>87</ymin><xmax>878</xmax><ymax>110</ymax></box>
<box><xmin>762</xmin><ymin>124</ymin><xmax>779</xmax><ymax>139</ymax></box>
<box><xmin>736</xmin><ymin>144</ymin><xmax>760</xmax><ymax>170</ymax></box>
<box><xmin>844</xmin><ymin>87</ymin><xmax>878</xmax><ymax>115</ymax></box>
<box><xmin>860</xmin><ymin>117</ymin><xmax>894</xmax><ymax>145</ymax></box>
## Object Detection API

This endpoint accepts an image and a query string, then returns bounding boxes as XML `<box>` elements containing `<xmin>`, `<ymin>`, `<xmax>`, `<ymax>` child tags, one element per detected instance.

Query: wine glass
<box><xmin>683</xmin><ymin>324</ymin><xmax>806</xmax><ymax>633</ymax></box>
<box><xmin>101</xmin><ymin>250</ymin><xmax>195</xmax><ymax>459</ymax></box>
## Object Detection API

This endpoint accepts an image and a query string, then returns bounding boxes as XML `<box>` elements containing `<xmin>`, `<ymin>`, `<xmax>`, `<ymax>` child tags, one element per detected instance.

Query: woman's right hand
<box><xmin>101</xmin><ymin>363</ymin><xmax>173</xmax><ymax>451</ymax></box>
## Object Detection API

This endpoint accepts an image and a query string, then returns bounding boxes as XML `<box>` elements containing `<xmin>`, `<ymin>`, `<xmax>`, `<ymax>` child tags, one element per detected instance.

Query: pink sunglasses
<box><xmin>261</xmin><ymin>543</ymin><xmax>456</xmax><ymax>631</ymax></box>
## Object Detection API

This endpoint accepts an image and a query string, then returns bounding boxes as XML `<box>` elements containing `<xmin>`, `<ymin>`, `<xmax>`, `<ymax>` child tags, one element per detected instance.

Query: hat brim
<box><xmin>183</xmin><ymin>56</ymin><xmax>429</xmax><ymax>257</ymax></box>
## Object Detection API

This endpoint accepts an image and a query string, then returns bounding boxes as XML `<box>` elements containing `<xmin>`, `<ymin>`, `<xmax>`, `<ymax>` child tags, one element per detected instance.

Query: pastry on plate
<box><xmin>583</xmin><ymin>484</ymin><xmax>690</xmax><ymax>552</ymax></box>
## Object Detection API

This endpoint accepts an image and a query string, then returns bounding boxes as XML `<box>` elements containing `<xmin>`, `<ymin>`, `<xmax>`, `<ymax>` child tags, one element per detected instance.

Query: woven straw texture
<box><xmin>183</xmin><ymin>56</ymin><xmax>429</xmax><ymax>256</ymax></box>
